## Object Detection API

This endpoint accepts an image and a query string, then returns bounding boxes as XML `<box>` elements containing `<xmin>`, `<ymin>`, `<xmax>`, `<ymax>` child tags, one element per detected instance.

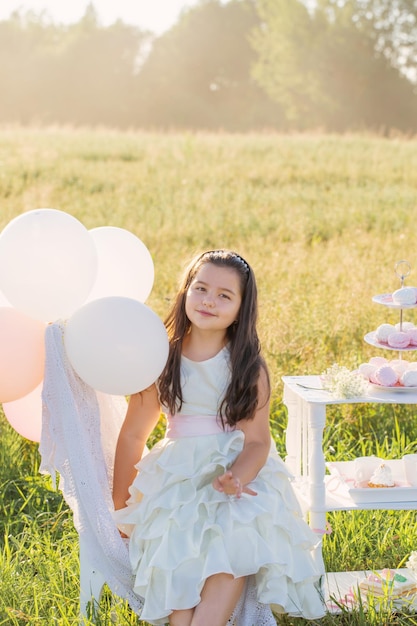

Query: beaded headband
<box><xmin>232</xmin><ymin>253</ymin><xmax>250</xmax><ymax>273</ymax></box>
<box><xmin>202</xmin><ymin>250</ymin><xmax>250</xmax><ymax>274</ymax></box>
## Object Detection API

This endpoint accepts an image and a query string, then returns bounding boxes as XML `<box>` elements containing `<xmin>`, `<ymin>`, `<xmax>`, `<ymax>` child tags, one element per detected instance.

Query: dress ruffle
<box><xmin>114</xmin><ymin>430</ymin><xmax>325</xmax><ymax>625</ymax></box>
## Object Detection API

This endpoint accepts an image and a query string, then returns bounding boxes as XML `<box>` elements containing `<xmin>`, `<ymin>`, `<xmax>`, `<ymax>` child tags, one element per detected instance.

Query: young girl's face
<box><xmin>185</xmin><ymin>262</ymin><xmax>242</xmax><ymax>332</ymax></box>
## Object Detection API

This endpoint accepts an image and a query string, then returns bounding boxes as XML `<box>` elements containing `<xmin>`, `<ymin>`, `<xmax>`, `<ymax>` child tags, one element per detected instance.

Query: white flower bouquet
<box><xmin>321</xmin><ymin>363</ymin><xmax>369</xmax><ymax>399</ymax></box>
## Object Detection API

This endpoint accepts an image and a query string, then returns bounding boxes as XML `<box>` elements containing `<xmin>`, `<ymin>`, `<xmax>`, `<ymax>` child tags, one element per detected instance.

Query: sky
<box><xmin>0</xmin><ymin>0</ymin><xmax>200</xmax><ymax>34</ymax></box>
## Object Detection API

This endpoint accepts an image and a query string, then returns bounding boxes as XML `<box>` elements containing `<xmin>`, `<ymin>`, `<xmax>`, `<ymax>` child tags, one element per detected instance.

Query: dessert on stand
<box><xmin>361</xmin><ymin>260</ymin><xmax>417</xmax><ymax>391</ymax></box>
<box><xmin>281</xmin><ymin>260</ymin><xmax>417</xmax><ymax>614</ymax></box>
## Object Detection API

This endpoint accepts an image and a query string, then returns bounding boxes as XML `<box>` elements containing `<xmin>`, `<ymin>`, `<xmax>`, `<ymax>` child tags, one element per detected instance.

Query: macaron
<box><xmin>401</xmin><ymin>370</ymin><xmax>417</xmax><ymax>387</ymax></box>
<box><xmin>369</xmin><ymin>356</ymin><xmax>389</xmax><ymax>366</ymax></box>
<box><xmin>395</xmin><ymin>322</ymin><xmax>415</xmax><ymax>332</ymax></box>
<box><xmin>375</xmin><ymin>324</ymin><xmax>395</xmax><ymax>343</ymax></box>
<box><xmin>390</xmin><ymin>359</ymin><xmax>409</xmax><ymax>377</ymax></box>
<box><xmin>387</xmin><ymin>331</ymin><xmax>411</xmax><ymax>349</ymax></box>
<box><xmin>375</xmin><ymin>365</ymin><xmax>398</xmax><ymax>387</ymax></box>
<box><xmin>358</xmin><ymin>363</ymin><xmax>376</xmax><ymax>380</ymax></box>
<box><xmin>392</xmin><ymin>287</ymin><xmax>417</xmax><ymax>305</ymax></box>
<box><xmin>408</xmin><ymin>328</ymin><xmax>417</xmax><ymax>346</ymax></box>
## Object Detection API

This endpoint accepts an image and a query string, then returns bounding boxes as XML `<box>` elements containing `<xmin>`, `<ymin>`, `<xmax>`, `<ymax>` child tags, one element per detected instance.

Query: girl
<box><xmin>113</xmin><ymin>249</ymin><xmax>325</xmax><ymax>626</ymax></box>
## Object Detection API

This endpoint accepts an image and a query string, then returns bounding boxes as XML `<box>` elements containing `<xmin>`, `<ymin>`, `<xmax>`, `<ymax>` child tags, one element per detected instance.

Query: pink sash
<box><xmin>166</xmin><ymin>414</ymin><xmax>234</xmax><ymax>439</ymax></box>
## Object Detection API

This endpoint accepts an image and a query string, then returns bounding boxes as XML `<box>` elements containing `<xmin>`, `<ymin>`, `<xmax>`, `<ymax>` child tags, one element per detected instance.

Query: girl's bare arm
<box><xmin>112</xmin><ymin>384</ymin><xmax>161</xmax><ymax>510</ymax></box>
<box><xmin>213</xmin><ymin>368</ymin><xmax>271</xmax><ymax>497</ymax></box>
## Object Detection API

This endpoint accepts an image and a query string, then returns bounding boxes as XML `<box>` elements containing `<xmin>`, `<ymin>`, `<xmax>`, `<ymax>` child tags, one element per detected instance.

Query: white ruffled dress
<box><xmin>114</xmin><ymin>348</ymin><xmax>325</xmax><ymax>625</ymax></box>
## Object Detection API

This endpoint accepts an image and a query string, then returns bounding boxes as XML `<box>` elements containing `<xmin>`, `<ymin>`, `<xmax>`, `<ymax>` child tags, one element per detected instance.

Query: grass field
<box><xmin>1</xmin><ymin>127</ymin><xmax>417</xmax><ymax>624</ymax></box>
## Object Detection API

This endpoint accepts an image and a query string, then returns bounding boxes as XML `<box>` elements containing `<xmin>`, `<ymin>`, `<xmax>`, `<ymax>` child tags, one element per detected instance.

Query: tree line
<box><xmin>0</xmin><ymin>0</ymin><xmax>416</xmax><ymax>132</ymax></box>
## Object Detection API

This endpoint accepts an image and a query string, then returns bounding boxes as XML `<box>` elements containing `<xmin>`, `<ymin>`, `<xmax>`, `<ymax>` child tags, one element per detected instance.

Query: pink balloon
<box><xmin>0</xmin><ymin>307</ymin><xmax>46</xmax><ymax>402</ymax></box>
<box><xmin>2</xmin><ymin>381</ymin><xmax>43</xmax><ymax>442</ymax></box>
<box><xmin>0</xmin><ymin>289</ymin><xmax>10</xmax><ymax>307</ymax></box>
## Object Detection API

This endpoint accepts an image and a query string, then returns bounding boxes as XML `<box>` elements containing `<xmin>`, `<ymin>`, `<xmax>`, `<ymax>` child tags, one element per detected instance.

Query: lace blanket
<box><xmin>39</xmin><ymin>322</ymin><xmax>276</xmax><ymax>626</ymax></box>
<box><xmin>39</xmin><ymin>322</ymin><xmax>144</xmax><ymax>613</ymax></box>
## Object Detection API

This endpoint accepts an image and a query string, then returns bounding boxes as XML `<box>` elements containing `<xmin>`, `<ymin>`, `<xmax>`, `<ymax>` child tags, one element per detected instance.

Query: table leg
<box><xmin>307</xmin><ymin>402</ymin><xmax>327</xmax><ymax>572</ymax></box>
<box><xmin>283</xmin><ymin>385</ymin><xmax>301</xmax><ymax>475</ymax></box>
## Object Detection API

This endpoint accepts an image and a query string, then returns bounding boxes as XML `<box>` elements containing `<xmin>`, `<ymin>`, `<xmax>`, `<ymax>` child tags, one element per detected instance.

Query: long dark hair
<box><xmin>158</xmin><ymin>249</ymin><xmax>270</xmax><ymax>426</ymax></box>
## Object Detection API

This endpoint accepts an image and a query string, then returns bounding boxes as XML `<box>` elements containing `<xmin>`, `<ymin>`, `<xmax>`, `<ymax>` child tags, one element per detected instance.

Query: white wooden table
<box><xmin>282</xmin><ymin>375</ymin><xmax>417</xmax><ymax>612</ymax></box>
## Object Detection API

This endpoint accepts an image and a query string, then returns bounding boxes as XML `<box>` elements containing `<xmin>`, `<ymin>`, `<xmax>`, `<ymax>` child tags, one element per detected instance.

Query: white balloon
<box><xmin>0</xmin><ymin>209</ymin><xmax>97</xmax><ymax>321</ymax></box>
<box><xmin>87</xmin><ymin>227</ymin><xmax>154</xmax><ymax>303</ymax></box>
<box><xmin>64</xmin><ymin>297</ymin><xmax>169</xmax><ymax>396</ymax></box>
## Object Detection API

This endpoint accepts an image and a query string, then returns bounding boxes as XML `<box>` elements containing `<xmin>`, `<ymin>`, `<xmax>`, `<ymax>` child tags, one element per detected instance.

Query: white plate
<box><xmin>372</xmin><ymin>293</ymin><xmax>417</xmax><ymax>309</ymax></box>
<box><xmin>326</xmin><ymin>459</ymin><xmax>417</xmax><ymax>503</ymax></box>
<box><xmin>348</xmin><ymin>485</ymin><xmax>417</xmax><ymax>504</ymax></box>
<box><xmin>364</xmin><ymin>332</ymin><xmax>417</xmax><ymax>352</ymax></box>
<box><xmin>369</xmin><ymin>382</ymin><xmax>417</xmax><ymax>393</ymax></box>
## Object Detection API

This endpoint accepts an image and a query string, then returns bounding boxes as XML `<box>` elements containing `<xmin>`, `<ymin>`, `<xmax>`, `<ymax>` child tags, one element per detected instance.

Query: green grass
<box><xmin>1</xmin><ymin>127</ymin><xmax>417</xmax><ymax>624</ymax></box>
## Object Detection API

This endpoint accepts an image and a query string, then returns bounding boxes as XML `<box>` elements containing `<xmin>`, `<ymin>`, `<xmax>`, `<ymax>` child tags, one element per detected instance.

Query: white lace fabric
<box><xmin>39</xmin><ymin>322</ymin><xmax>279</xmax><ymax>625</ymax></box>
<box><xmin>39</xmin><ymin>322</ymin><xmax>144</xmax><ymax>614</ymax></box>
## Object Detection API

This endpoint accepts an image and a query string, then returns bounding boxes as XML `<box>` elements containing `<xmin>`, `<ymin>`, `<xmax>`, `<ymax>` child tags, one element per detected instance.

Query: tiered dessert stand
<box><xmin>365</xmin><ymin>260</ymin><xmax>417</xmax><ymax>373</ymax></box>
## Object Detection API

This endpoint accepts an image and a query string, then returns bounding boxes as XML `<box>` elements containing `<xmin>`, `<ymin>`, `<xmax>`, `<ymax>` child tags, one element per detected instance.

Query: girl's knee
<box><xmin>169</xmin><ymin>608</ymin><xmax>194</xmax><ymax>626</ymax></box>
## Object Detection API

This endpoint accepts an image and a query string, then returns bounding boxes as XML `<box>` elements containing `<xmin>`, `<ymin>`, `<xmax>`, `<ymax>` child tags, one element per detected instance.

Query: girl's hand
<box><xmin>212</xmin><ymin>470</ymin><xmax>257</xmax><ymax>498</ymax></box>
